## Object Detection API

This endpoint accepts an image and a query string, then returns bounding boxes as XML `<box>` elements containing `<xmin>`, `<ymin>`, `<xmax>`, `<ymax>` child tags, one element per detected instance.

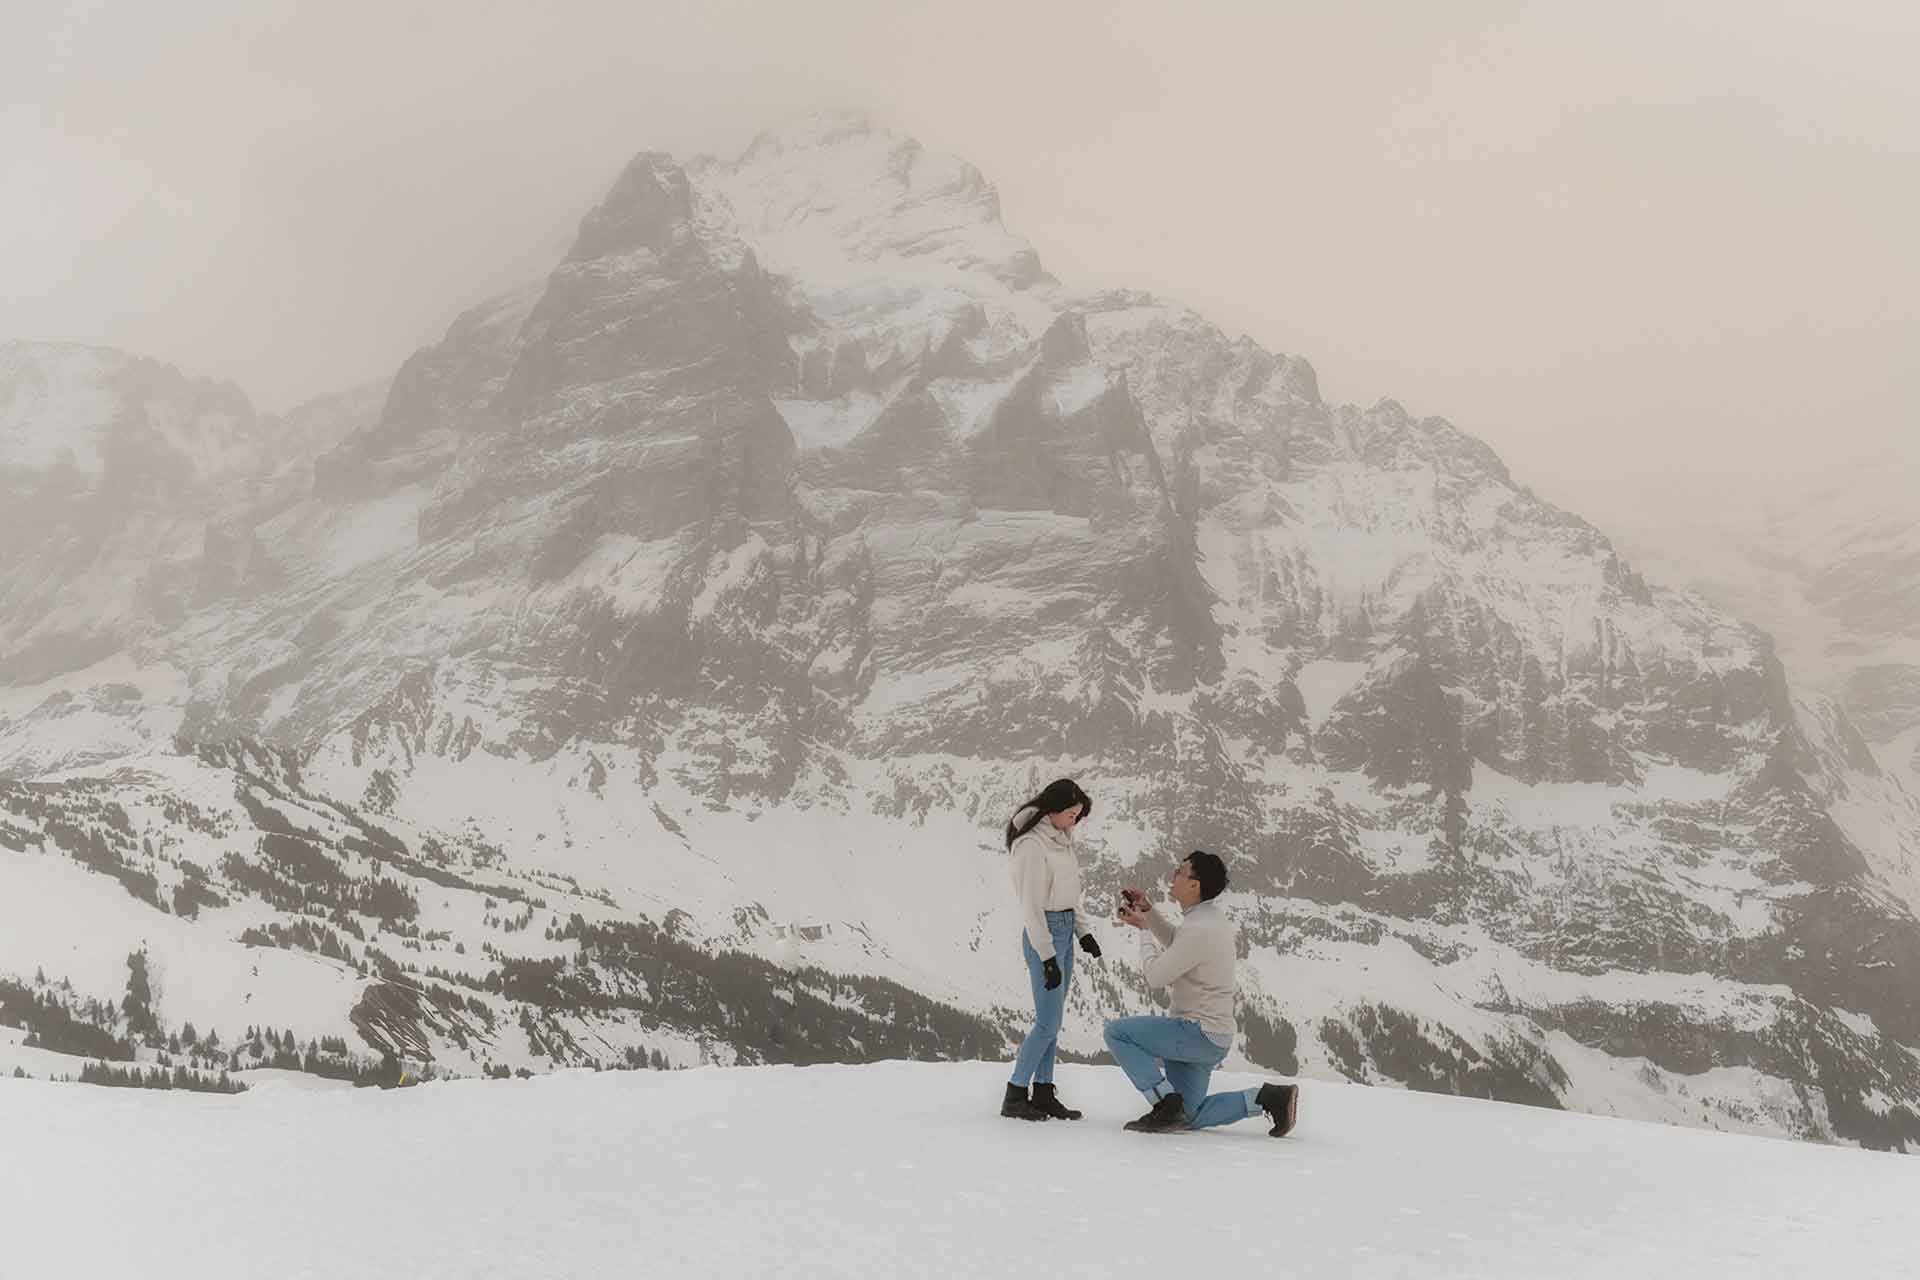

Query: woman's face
<box><xmin>1047</xmin><ymin>803</ymin><xmax>1084</xmax><ymax>832</ymax></box>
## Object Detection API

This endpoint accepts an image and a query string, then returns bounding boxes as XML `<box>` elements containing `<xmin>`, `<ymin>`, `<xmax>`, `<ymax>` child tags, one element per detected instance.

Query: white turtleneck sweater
<box><xmin>1008</xmin><ymin>807</ymin><xmax>1089</xmax><ymax>961</ymax></box>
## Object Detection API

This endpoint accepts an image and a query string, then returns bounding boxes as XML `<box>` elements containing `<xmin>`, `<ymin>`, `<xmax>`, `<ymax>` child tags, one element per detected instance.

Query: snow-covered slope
<box><xmin>6</xmin><ymin>112</ymin><xmax>1920</xmax><ymax>1150</ymax></box>
<box><xmin>0</xmin><ymin>346</ymin><xmax>382</xmax><ymax>768</ymax></box>
<box><xmin>1606</xmin><ymin>453</ymin><xmax>1920</xmax><ymax>793</ymax></box>
<box><xmin>0</xmin><ymin>342</ymin><xmax>262</xmax><ymax>689</ymax></box>
<box><xmin>6</xmin><ymin>1061</ymin><xmax>1920</xmax><ymax>1279</ymax></box>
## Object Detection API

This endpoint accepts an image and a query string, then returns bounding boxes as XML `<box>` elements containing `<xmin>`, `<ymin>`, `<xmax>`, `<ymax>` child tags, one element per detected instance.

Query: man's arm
<box><xmin>1143</xmin><ymin>908</ymin><xmax>1175</xmax><ymax>948</ymax></box>
<box><xmin>1118</xmin><ymin>895</ymin><xmax>1185</xmax><ymax>988</ymax></box>
<box><xmin>1140</xmin><ymin>916</ymin><xmax>1207</xmax><ymax>989</ymax></box>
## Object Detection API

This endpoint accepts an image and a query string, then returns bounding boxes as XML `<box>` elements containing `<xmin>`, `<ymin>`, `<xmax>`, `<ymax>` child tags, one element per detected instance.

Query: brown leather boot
<box><xmin>1256</xmin><ymin>1082</ymin><xmax>1299</xmax><ymax>1137</ymax></box>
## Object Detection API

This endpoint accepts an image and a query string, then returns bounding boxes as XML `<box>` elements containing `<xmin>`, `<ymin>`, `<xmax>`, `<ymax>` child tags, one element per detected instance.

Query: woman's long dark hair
<box><xmin>1005</xmin><ymin>778</ymin><xmax>1092</xmax><ymax>849</ymax></box>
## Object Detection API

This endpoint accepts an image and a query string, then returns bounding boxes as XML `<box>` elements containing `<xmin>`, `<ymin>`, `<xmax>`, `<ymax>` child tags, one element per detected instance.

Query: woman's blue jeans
<box><xmin>1010</xmin><ymin>910</ymin><xmax>1076</xmax><ymax>1087</ymax></box>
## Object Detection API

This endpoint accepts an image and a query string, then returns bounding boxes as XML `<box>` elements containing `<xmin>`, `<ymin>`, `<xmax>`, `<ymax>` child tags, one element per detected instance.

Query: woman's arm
<box><xmin>1013</xmin><ymin>836</ymin><xmax>1056</xmax><ymax>960</ymax></box>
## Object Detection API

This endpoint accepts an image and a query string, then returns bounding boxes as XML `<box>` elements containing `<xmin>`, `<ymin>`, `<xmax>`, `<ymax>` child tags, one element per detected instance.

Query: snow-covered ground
<box><xmin>5</xmin><ymin>1061</ymin><xmax>1916</xmax><ymax>1278</ymax></box>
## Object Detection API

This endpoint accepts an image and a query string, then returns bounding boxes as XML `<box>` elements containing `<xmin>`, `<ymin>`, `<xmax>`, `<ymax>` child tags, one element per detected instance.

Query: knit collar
<box><xmin>1016</xmin><ymin>807</ymin><xmax>1074</xmax><ymax>850</ymax></box>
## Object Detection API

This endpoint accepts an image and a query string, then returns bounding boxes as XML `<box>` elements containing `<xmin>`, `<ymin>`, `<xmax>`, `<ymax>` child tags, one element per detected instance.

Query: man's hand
<box><xmin>1116</xmin><ymin>886</ymin><xmax>1152</xmax><ymax>930</ymax></box>
<box><xmin>1042</xmin><ymin>956</ymin><xmax>1063</xmax><ymax>990</ymax></box>
<box><xmin>1078</xmin><ymin>933</ymin><xmax>1102</xmax><ymax>959</ymax></box>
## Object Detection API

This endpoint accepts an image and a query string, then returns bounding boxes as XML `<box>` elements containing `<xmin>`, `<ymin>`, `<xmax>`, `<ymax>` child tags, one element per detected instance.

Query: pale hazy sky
<box><xmin>5</xmin><ymin>0</ymin><xmax>1916</xmax><ymax>522</ymax></box>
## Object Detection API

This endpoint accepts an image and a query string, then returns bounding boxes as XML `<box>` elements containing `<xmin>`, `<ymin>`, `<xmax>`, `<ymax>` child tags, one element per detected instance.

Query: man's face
<box><xmin>1169</xmin><ymin>859</ymin><xmax>1202</xmax><ymax>909</ymax></box>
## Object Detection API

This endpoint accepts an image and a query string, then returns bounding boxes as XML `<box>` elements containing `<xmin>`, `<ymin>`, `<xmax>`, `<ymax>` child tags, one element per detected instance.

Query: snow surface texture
<box><xmin>4</xmin><ymin>1062</ymin><xmax>1918</xmax><ymax>1279</ymax></box>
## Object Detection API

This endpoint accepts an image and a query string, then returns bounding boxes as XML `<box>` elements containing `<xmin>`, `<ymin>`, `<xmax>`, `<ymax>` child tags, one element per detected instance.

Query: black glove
<box><xmin>1042</xmin><ymin>957</ymin><xmax>1063</xmax><ymax>990</ymax></box>
<box><xmin>1079</xmin><ymin>934</ymin><xmax>1102</xmax><ymax>959</ymax></box>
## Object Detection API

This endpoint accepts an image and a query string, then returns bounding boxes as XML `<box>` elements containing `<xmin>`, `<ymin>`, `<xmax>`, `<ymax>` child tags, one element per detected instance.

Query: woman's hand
<box><xmin>1042</xmin><ymin>957</ymin><xmax>1063</xmax><ymax>990</ymax></box>
<box><xmin>1078</xmin><ymin>933</ymin><xmax>1102</xmax><ymax>959</ymax></box>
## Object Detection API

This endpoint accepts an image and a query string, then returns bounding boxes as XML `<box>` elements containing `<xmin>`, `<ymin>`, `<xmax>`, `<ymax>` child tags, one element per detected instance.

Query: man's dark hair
<box><xmin>1186</xmin><ymin>849</ymin><xmax>1228</xmax><ymax>901</ymax></box>
<box><xmin>1006</xmin><ymin>778</ymin><xmax>1093</xmax><ymax>849</ymax></box>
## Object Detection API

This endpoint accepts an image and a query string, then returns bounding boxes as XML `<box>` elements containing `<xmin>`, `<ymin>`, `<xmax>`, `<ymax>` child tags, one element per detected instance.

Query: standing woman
<box><xmin>1001</xmin><ymin>778</ymin><xmax>1101</xmax><ymax>1121</ymax></box>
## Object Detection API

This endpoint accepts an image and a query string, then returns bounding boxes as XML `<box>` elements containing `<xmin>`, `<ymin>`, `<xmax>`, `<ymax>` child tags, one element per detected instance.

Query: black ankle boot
<box><xmin>1255</xmin><ymin>1082</ymin><xmax>1299</xmax><ymax>1137</ymax></box>
<box><xmin>1001</xmin><ymin>1082</ymin><xmax>1049</xmax><ymax>1121</ymax></box>
<box><xmin>1030</xmin><ymin>1082</ymin><xmax>1082</xmax><ymax>1121</ymax></box>
<box><xmin>1123</xmin><ymin>1092</ymin><xmax>1189</xmax><ymax>1133</ymax></box>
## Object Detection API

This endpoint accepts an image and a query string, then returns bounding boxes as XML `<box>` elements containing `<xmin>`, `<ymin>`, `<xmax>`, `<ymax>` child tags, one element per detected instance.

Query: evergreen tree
<box><xmin>121</xmin><ymin>950</ymin><xmax>157</xmax><ymax>1040</ymax></box>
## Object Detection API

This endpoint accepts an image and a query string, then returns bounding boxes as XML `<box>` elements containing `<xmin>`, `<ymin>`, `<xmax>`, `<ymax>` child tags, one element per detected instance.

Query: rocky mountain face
<box><xmin>5</xmin><ymin>112</ymin><xmax>1920</xmax><ymax>1147</ymax></box>
<box><xmin>1</xmin><ymin>343</ymin><xmax>264</xmax><ymax>685</ymax></box>
<box><xmin>0</xmin><ymin>344</ymin><xmax>379</xmax><ymax>762</ymax></box>
<box><xmin>1606</xmin><ymin>456</ymin><xmax>1920</xmax><ymax>795</ymax></box>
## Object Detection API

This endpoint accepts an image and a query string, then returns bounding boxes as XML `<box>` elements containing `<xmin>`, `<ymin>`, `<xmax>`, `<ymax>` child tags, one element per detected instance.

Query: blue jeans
<box><xmin>1103</xmin><ymin>1015</ymin><xmax>1258</xmax><ymax>1130</ymax></box>
<box><xmin>1011</xmin><ymin>910</ymin><xmax>1076</xmax><ymax>1087</ymax></box>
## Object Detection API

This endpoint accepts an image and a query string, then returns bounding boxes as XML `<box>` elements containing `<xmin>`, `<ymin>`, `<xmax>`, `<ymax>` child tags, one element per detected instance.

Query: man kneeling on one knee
<box><xmin>1104</xmin><ymin>850</ymin><xmax>1299</xmax><ymax>1136</ymax></box>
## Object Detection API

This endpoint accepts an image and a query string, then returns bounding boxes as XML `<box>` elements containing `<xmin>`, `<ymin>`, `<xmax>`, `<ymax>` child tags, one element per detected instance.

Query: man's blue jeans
<box><xmin>1011</xmin><ymin>910</ymin><xmax>1076</xmax><ymax>1087</ymax></box>
<box><xmin>1103</xmin><ymin>1015</ymin><xmax>1258</xmax><ymax>1130</ymax></box>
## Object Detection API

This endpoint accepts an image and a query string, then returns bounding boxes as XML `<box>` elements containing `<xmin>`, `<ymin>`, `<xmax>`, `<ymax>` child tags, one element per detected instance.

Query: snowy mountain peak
<box><xmin>1</xmin><ymin>342</ymin><xmax>118</xmax><ymax>476</ymax></box>
<box><xmin>568</xmin><ymin>151</ymin><xmax>696</xmax><ymax>262</ymax></box>
<box><xmin>0</xmin><ymin>342</ymin><xmax>252</xmax><ymax>484</ymax></box>
<box><xmin>1340</xmin><ymin>399</ymin><xmax>1515</xmax><ymax>486</ymax></box>
<box><xmin>705</xmin><ymin>110</ymin><xmax>1048</xmax><ymax>294</ymax></box>
<box><xmin>735</xmin><ymin>106</ymin><xmax>888</xmax><ymax>158</ymax></box>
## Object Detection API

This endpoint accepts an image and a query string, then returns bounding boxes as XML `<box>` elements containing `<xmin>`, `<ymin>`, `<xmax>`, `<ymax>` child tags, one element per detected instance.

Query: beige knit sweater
<box><xmin>1139</xmin><ymin>899</ymin><xmax>1237</xmax><ymax>1042</ymax></box>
